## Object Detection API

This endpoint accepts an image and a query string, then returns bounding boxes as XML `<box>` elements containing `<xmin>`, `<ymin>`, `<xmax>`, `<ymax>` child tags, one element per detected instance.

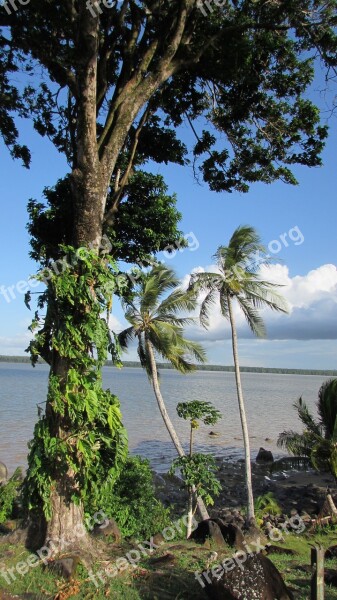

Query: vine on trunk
<box><xmin>23</xmin><ymin>247</ymin><xmax>128</xmax><ymax>522</ymax></box>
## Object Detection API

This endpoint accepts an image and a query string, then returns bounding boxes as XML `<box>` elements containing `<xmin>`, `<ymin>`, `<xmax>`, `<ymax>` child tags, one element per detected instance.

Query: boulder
<box><xmin>256</xmin><ymin>448</ymin><xmax>274</xmax><ymax>463</ymax></box>
<box><xmin>213</xmin><ymin>519</ymin><xmax>245</xmax><ymax>551</ymax></box>
<box><xmin>191</xmin><ymin>519</ymin><xmax>246</xmax><ymax>550</ymax></box>
<box><xmin>325</xmin><ymin>545</ymin><xmax>337</xmax><ymax>559</ymax></box>
<box><xmin>190</xmin><ymin>519</ymin><xmax>226</xmax><ymax>547</ymax></box>
<box><xmin>0</xmin><ymin>461</ymin><xmax>8</xmax><ymax>484</ymax></box>
<box><xmin>205</xmin><ymin>553</ymin><xmax>294</xmax><ymax>599</ymax></box>
<box><xmin>324</xmin><ymin>569</ymin><xmax>337</xmax><ymax>587</ymax></box>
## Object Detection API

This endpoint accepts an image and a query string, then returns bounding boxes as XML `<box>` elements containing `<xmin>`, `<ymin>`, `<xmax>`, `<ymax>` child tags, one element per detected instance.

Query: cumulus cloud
<box><xmin>185</xmin><ymin>263</ymin><xmax>337</xmax><ymax>341</ymax></box>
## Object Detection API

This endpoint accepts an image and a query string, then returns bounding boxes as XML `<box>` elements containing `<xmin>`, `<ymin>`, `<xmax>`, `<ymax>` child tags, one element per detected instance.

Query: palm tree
<box><xmin>278</xmin><ymin>379</ymin><xmax>337</xmax><ymax>515</ymax></box>
<box><xmin>189</xmin><ymin>225</ymin><xmax>289</xmax><ymax>523</ymax></box>
<box><xmin>118</xmin><ymin>263</ymin><xmax>209</xmax><ymax>519</ymax></box>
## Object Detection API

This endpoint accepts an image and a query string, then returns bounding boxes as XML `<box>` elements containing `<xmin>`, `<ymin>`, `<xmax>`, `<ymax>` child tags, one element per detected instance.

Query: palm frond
<box><xmin>215</xmin><ymin>226</ymin><xmax>268</xmax><ymax>274</ymax></box>
<box><xmin>118</xmin><ymin>326</ymin><xmax>136</xmax><ymax>350</ymax></box>
<box><xmin>157</xmin><ymin>289</ymin><xmax>198</xmax><ymax>316</ymax></box>
<box><xmin>294</xmin><ymin>397</ymin><xmax>321</xmax><ymax>436</ymax></box>
<box><xmin>243</xmin><ymin>280</ymin><xmax>289</xmax><ymax>314</ymax></box>
<box><xmin>277</xmin><ymin>430</ymin><xmax>314</xmax><ymax>456</ymax></box>
<box><xmin>236</xmin><ymin>295</ymin><xmax>266</xmax><ymax>337</ymax></box>
<box><xmin>317</xmin><ymin>378</ymin><xmax>337</xmax><ymax>438</ymax></box>
<box><xmin>188</xmin><ymin>271</ymin><xmax>222</xmax><ymax>293</ymax></box>
<box><xmin>140</xmin><ymin>265</ymin><xmax>178</xmax><ymax>313</ymax></box>
<box><xmin>137</xmin><ymin>334</ymin><xmax>152</xmax><ymax>379</ymax></box>
<box><xmin>200</xmin><ymin>289</ymin><xmax>218</xmax><ymax>328</ymax></box>
<box><xmin>219</xmin><ymin>289</ymin><xmax>229</xmax><ymax>319</ymax></box>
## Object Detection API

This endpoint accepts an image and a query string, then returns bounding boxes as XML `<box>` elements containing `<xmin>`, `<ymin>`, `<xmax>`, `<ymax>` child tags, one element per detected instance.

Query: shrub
<box><xmin>0</xmin><ymin>468</ymin><xmax>23</xmax><ymax>524</ymax></box>
<box><xmin>85</xmin><ymin>456</ymin><xmax>171</xmax><ymax>539</ymax></box>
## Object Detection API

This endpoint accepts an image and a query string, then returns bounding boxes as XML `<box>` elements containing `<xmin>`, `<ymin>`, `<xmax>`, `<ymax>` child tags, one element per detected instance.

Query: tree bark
<box><xmin>227</xmin><ymin>294</ymin><xmax>255</xmax><ymax>523</ymax></box>
<box><xmin>145</xmin><ymin>338</ymin><xmax>209</xmax><ymax>521</ymax></box>
<box><xmin>326</xmin><ymin>493</ymin><xmax>337</xmax><ymax>517</ymax></box>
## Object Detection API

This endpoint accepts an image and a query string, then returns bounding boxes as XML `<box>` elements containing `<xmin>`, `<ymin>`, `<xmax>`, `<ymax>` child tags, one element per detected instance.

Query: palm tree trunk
<box><xmin>186</xmin><ymin>487</ymin><xmax>194</xmax><ymax>538</ymax></box>
<box><xmin>227</xmin><ymin>294</ymin><xmax>255</xmax><ymax>523</ymax></box>
<box><xmin>145</xmin><ymin>338</ymin><xmax>209</xmax><ymax>521</ymax></box>
<box><xmin>326</xmin><ymin>493</ymin><xmax>337</xmax><ymax>517</ymax></box>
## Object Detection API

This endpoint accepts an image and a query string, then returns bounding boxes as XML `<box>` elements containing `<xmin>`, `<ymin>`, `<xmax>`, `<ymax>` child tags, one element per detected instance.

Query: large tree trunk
<box><xmin>227</xmin><ymin>295</ymin><xmax>255</xmax><ymax>523</ymax></box>
<box><xmin>145</xmin><ymin>338</ymin><xmax>209</xmax><ymax>521</ymax></box>
<box><xmin>26</xmin><ymin>3</ymin><xmax>195</xmax><ymax>551</ymax></box>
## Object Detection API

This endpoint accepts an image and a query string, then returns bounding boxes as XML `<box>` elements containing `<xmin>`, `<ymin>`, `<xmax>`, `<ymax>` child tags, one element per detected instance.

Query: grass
<box><xmin>0</xmin><ymin>526</ymin><xmax>337</xmax><ymax>599</ymax></box>
<box><xmin>268</xmin><ymin>527</ymin><xmax>337</xmax><ymax>600</ymax></box>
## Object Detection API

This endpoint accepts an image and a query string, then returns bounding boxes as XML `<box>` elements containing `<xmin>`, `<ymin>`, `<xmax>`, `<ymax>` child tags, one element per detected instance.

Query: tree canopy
<box><xmin>1</xmin><ymin>1</ymin><xmax>337</xmax><ymax>206</ymax></box>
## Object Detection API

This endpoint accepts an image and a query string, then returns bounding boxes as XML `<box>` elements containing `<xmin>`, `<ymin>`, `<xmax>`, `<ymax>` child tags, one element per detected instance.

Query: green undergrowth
<box><xmin>0</xmin><ymin>526</ymin><xmax>337</xmax><ymax>599</ymax></box>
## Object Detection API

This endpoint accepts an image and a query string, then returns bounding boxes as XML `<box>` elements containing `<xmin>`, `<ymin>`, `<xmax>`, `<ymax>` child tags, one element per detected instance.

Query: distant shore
<box><xmin>1</xmin><ymin>355</ymin><xmax>336</xmax><ymax>376</ymax></box>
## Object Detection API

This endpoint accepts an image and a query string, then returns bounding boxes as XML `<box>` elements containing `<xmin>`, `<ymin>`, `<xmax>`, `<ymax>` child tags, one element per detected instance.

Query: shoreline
<box><xmin>153</xmin><ymin>456</ymin><xmax>337</xmax><ymax>519</ymax></box>
<box><xmin>1</xmin><ymin>357</ymin><xmax>336</xmax><ymax>376</ymax></box>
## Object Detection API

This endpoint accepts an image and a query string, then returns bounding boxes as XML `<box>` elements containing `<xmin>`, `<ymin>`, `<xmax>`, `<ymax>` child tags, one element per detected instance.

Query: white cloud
<box><xmin>185</xmin><ymin>263</ymin><xmax>337</xmax><ymax>342</ymax></box>
<box><xmin>0</xmin><ymin>332</ymin><xmax>33</xmax><ymax>355</ymax></box>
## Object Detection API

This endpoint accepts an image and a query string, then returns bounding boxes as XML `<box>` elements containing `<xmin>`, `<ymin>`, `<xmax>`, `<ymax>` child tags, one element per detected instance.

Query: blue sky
<box><xmin>0</xmin><ymin>81</ymin><xmax>336</xmax><ymax>369</ymax></box>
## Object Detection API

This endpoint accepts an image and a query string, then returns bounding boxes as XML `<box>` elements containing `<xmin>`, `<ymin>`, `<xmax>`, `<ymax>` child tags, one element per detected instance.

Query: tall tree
<box><xmin>189</xmin><ymin>225</ymin><xmax>288</xmax><ymax>522</ymax></box>
<box><xmin>118</xmin><ymin>263</ymin><xmax>209</xmax><ymax>518</ymax></box>
<box><xmin>1</xmin><ymin>0</ymin><xmax>336</xmax><ymax>547</ymax></box>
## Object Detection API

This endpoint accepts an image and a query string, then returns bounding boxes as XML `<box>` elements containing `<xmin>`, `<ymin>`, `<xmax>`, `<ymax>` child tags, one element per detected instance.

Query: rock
<box><xmin>205</xmin><ymin>553</ymin><xmax>294</xmax><ymax>599</ymax></box>
<box><xmin>92</xmin><ymin>518</ymin><xmax>121</xmax><ymax>542</ymax></box>
<box><xmin>209</xmin><ymin>432</ymin><xmax>220</xmax><ymax>437</ymax></box>
<box><xmin>149</xmin><ymin>553</ymin><xmax>175</xmax><ymax>565</ymax></box>
<box><xmin>213</xmin><ymin>519</ymin><xmax>246</xmax><ymax>550</ymax></box>
<box><xmin>0</xmin><ymin>461</ymin><xmax>8</xmax><ymax>484</ymax></box>
<box><xmin>47</xmin><ymin>555</ymin><xmax>80</xmax><ymax>580</ymax></box>
<box><xmin>190</xmin><ymin>519</ymin><xmax>226</xmax><ymax>547</ymax></box>
<box><xmin>325</xmin><ymin>545</ymin><xmax>337</xmax><ymax>559</ymax></box>
<box><xmin>256</xmin><ymin>448</ymin><xmax>274</xmax><ymax>463</ymax></box>
<box><xmin>266</xmin><ymin>545</ymin><xmax>297</xmax><ymax>556</ymax></box>
<box><xmin>324</xmin><ymin>569</ymin><xmax>337</xmax><ymax>587</ymax></box>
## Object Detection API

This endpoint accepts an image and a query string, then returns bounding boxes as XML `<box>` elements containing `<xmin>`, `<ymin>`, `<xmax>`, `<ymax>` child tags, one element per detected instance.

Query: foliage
<box><xmin>254</xmin><ymin>492</ymin><xmax>282</xmax><ymax>526</ymax></box>
<box><xmin>119</xmin><ymin>264</ymin><xmax>207</xmax><ymax>376</ymax></box>
<box><xmin>177</xmin><ymin>401</ymin><xmax>222</xmax><ymax>430</ymax></box>
<box><xmin>2</xmin><ymin>0</ymin><xmax>337</xmax><ymax>537</ymax></box>
<box><xmin>2</xmin><ymin>2</ymin><xmax>337</xmax><ymax>192</ymax></box>
<box><xmin>170</xmin><ymin>454</ymin><xmax>221</xmax><ymax>508</ymax></box>
<box><xmin>23</xmin><ymin>248</ymin><xmax>129</xmax><ymax>520</ymax></box>
<box><xmin>189</xmin><ymin>225</ymin><xmax>289</xmax><ymax>332</ymax></box>
<box><xmin>171</xmin><ymin>400</ymin><xmax>222</xmax><ymax>509</ymax></box>
<box><xmin>87</xmin><ymin>456</ymin><xmax>171</xmax><ymax>539</ymax></box>
<box><xmin>0</xmin><ymin>468</ymin><xmax>22</xmax><ymax>524</ymax></box>
<box><xmin>0</xmin><ymin>41</ymin><xmax>30</xmax><ymax>167</ymax></box>
<box><xmin>27</xmin><ymin>172</ymin><xmax>186</xmax><ymax>265</ymax></box>
<box><xmin>278</xmin><ymin>379</ymin><xmax>337</xmax><ymax>481</ymax></box>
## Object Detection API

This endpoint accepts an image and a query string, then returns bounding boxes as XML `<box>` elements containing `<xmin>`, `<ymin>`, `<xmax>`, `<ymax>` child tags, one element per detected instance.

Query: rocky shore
<box><xmin>153</xmin><ymin>456</ymin><xmax>337</xmax><ymax>520</ymax></box>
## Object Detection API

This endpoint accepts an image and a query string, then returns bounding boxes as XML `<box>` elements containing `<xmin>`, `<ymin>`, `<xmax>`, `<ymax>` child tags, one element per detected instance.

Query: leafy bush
<box><xmin>85</xmin><ymin>456</ymin><xmax>171</xmax><ymax>539</ymax></box>
<box><xmin>254</xmin><ymin>492</ymin><xmax>282</xmax><ymax>526</ymax></box>
<box><xmin>0</xmin><ymin>468</ymin><xmax>22</xmax><ymax>524</ymax></box>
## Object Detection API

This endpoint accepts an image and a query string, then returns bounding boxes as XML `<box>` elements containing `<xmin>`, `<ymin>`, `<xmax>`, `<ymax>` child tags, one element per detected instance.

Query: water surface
<box><xmin>0</xmin><ymin>363</ymin><xmax>329</xmax><ymax>473</ymax></box>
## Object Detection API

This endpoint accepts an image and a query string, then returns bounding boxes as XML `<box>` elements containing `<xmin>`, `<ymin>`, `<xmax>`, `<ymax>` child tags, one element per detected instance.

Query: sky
<box><xmin>0</xmin><ymin>74</ymin><xmax>336</xmax><ymax>369</ymax></box>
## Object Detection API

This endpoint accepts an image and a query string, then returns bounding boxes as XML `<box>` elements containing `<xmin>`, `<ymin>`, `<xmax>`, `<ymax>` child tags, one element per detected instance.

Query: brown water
<box><xmin>0</xmin><ymin>363</ymin><xmax>330</xmax><ymax>473</ymax></box>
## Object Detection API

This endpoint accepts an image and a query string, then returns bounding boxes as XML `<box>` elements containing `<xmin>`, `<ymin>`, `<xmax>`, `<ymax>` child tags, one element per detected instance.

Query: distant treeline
<box><xmin>2</xmin><ymin>355</ymin><xmax>336</xmax><ymax>376</ymax></box>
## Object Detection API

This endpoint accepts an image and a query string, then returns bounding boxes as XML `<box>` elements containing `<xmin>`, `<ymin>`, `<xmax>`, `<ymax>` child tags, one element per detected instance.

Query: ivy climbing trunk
<box><xmin>24</xmin><ymin>2</ymin><xmax>210</xmax><ymax>550</ymax></box>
